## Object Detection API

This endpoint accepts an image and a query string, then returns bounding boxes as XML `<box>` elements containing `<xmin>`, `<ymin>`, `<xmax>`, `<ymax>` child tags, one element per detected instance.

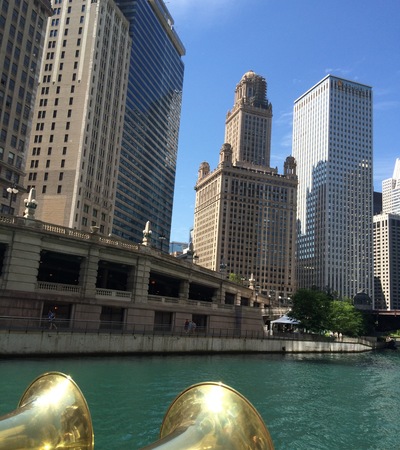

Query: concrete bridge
<box><xmin>372</xmin><ymin>310</ymin><xmax>400</xmax><ymax>333</ymax></box>
<box><xmin>0</xmin><ymin>215</ymin><xmax>274</xmax><ymax>338</ymax></box>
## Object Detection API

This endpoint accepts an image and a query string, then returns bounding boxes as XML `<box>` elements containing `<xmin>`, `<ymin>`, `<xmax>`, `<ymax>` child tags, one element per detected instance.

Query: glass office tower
<box><xmin>293</xmin><ymin>75</ymin><xmax>374</xmax><ymax>300</ymax></box>
<box><xmin>113</xmin><ymin>0</ymin><xmax>185</xmax><ymax>243</ymax></box>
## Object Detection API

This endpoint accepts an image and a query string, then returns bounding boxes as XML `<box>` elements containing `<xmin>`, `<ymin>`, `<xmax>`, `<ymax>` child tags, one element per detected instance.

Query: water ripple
<box><xmin>1</xmin><ymin>352</ymin><xmax>400</xmax><ymax>449</ymax></box>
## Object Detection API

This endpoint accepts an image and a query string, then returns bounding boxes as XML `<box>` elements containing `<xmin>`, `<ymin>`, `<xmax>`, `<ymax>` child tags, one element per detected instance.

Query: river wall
<box><xmin>0</xmin><ymin>331</ymin><xmax>381</xmax><ymax>356</ymax></box>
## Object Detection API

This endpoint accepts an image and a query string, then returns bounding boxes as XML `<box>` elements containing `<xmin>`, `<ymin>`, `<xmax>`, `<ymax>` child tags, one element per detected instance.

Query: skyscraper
<box><xmin>373</xmin><ymin>213</ymin><xmax>400</xmax><ymax>310</ymax></box>
<box><xmin>224</xmin><ymin>71</ymin><xmax>272</xmax><ymax>167</ymax></box>
<box><xmin>373</xmin><ymin>158</ymin><xmax>400</xmax><ymax>310</ymax></box>
<box><xmin>25</xmin><ymin>0</ymin><xmax>185</xmax><ymax>242</ymax></box>
<box><xmin>26</xmin><ymin>0</ymin><xmax>131</xmax><ymax>234</ymax></box>
<box><xmin>194</xmin><ymin>71</ymin><xmax>297</xmax><ymax>304</ymax></box>
<box><xmin>0</xmin><ymin>0</ymin><xmax>52</xmax><ymax>214</ymax></box>
<box><xmin>293</xmin><ymin>75</ymin><xmax>374</xmax><ymax>300</ymax></box>
<box><xmin>113</xmin><ymin>0</ymin><xmax>185</xmax><ymax>243</ymax></box>
<box><xmin>382</xmin><ymin>158</ymin><xmax>400</xmax><ymax>215</ymax></box>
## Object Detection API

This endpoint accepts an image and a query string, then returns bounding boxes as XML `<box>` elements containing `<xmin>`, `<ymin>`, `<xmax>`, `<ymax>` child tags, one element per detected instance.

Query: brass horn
<box><xmin>0</xmin><ymin>371</ymin><xmax>94</xmax><ymax>450</ymax></box>
<box><xmin>140</xmin><ymin>381</ymin><xmax>275</xmax><ymax>450</ymax></box>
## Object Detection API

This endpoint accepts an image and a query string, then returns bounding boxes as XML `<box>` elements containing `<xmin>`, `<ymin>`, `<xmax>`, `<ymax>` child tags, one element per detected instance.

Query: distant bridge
<box><xmin>370</xmin><ymin>310</ymin><xmax>400</xmax><ymax>333</ymax></box>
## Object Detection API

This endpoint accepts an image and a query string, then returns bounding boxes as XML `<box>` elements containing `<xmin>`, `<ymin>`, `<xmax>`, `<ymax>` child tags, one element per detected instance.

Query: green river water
<box><xmin>0</xmin><ymin>351</ymin><xmax>399</xmax><ymax>449</ymax></box>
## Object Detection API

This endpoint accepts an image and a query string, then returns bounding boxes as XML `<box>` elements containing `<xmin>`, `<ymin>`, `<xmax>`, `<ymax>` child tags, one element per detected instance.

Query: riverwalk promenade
<box><xmin>0</xmin><ymin>327</ymin><xmax>381</xmax><ymax>356</ymax></box>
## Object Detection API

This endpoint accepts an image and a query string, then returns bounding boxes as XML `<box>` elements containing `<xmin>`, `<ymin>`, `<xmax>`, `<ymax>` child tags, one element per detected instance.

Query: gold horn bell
<box><xmin>0</xmin><ymin>374</ymin><xmax>274</xmax><ymax>450</ymax></box>
<box><xmin>140</xmin><ymin>381</ymin><xmax>275</xmax><ymax>450</ymax></box>
<box><xmin>0</xmin><ymin>371</ymin><xmax>94</xmax><ymax>450</ymax></box>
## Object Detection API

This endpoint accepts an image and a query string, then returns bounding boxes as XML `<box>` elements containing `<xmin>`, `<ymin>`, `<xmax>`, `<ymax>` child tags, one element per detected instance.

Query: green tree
<box><xmin>329</xmin><ymin>300</ymin><xmax>365</xmax><ymax>337</ymax></box>
<box><xmin>228</xmin><ymin>273</ymin><xmax>243</xmax><ymax>284</ymax></box>
<box><xmin>288</xmin><ymin>288</ymin><xmax>332</xmax><ymax>333</ymax></box>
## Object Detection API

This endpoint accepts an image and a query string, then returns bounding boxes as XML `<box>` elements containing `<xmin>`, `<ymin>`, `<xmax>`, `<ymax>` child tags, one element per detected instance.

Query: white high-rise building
<box><xmin>382</xmin><ymin>158</ymin><xmax>400</xmax><ymax>214</ymax></box>
<box><xmin>293</xmin><ymin>75</ymin><xmax>374</xmax><ymax>300</ymax></box>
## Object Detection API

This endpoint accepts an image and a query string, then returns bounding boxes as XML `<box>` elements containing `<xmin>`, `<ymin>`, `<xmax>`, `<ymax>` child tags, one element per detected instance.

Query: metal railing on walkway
<box><xmin>0</xmin><ymin>315</ymin><xmax>376</xmax><ymax>347</ymax></box>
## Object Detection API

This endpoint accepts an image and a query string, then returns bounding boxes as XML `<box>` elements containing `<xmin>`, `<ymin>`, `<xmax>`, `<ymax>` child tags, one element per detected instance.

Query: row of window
<box><xmin>27</xmin><ymin>183</ymin><xmax>63</xmax><ymax>194</ymax></box>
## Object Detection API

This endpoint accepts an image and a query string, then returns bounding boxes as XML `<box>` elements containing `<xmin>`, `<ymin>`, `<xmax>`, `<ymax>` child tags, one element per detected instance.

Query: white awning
<box><xmin>271</xmin><ymin>315</ymin><xmax>299</xmax><ymax>325</ymax></box>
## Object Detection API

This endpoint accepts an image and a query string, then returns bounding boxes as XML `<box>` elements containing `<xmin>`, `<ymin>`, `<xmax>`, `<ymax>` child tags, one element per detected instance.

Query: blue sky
<box><xmin>167</xmin><ymin>0</ymin><xmax>400</xmax><ymax>242</ymax></box>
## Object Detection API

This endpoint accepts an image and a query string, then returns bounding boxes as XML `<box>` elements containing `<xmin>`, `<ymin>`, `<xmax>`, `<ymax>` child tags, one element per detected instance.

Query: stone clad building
<box><xmin>193</xmin><ymin>72</ymin><xmax>298</xmax><ymax>305</ymax></box>
<box><xmin>0</xmin><ymin>0</ymin><xmax>53</xmax><ymax>214</ymax></box>
<box><xmin>24</xmin><ymin>0</ymin><xmax>185</xmax><ymax>243</ymax></box>
<box><xmin>25</xmin><ymin>0</ymin><xmax>131</xmax><ymax>235</ymax></box>
<box><xmin>373</xmin><ymin>213</ymin><xmax>400</xmax><ymax>310</ymax></box>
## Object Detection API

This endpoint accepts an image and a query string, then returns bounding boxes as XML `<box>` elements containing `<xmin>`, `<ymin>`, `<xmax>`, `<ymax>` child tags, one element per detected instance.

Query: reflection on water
<box><xmin>0</xmin><ymin>352</ymin><xmax>399</xmax><ymax>449</ymax></box>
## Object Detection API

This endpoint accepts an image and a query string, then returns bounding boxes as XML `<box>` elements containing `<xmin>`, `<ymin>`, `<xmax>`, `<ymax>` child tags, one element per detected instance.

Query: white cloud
<box><xmin>280</xmin><ymin>132</ymin><xmax>293</xmax><ymax>149</ymax></box>
<box><xmin>275</xmin><ymin>111</ymin><xmax>293</xmax><ymax>127</ymax></box>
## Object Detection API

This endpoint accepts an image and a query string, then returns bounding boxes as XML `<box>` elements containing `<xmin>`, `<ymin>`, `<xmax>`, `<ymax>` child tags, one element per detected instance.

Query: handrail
<box><xmin>0</xmin><ymin>315</ymin><xmax>375</xmax><ymax>346</ymax></box>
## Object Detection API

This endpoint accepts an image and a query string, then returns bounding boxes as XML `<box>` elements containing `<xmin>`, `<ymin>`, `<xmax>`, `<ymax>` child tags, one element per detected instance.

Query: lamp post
<box><xmin>159</xmin><ymin>234</ymin><xmax>166</xmax><ymax>252</ymax></box>
<box><xmin>7</xmin><ymin>184</ymin><xmax>18</xmax><ymax>214</ymax></box>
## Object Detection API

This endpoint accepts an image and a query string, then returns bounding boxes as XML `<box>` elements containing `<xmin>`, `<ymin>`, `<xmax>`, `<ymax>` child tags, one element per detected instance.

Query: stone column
<box><xmin>3</xmin><ymin>230</ymin><xmax>41</xmax><ymax>292</ymax></box>
<box><xmin>126</xmin><ymin>265</ymin><xmax>136</xmax><ymax>293</ymax></box>
<box><xmin>133</xmin><ymin>255</ymin><xmax>152</xmax><ymax>303</ymax></box>
<box><xmin>219</xmin><ymin>284</ymin><xmax>226</xmax><ymax>304</ymax></box>
<box><xmin>235</xmin><ymin>292</ymin><xmax>241</xmax><ymax>306</ymax></box>
<box><xmin>80</xmin><ymin>245</ymin><xmax>100</xmax><ymax>298</ymax></box>
<box><xmin>179</xmin><ymin>279</ymin><xmax>189</xmax><ymax>301</ymax></box>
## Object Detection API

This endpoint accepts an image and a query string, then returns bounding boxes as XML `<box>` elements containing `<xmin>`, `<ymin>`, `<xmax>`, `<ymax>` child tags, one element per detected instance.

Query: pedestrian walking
<box><xmin>48</xmin><ymin>310</ymin><xmax>57</xmax><ymax>330</ymax></box>
<box><xmin>184</xmin><ymin>319</ymin><xmax>189</xmax><ymax>333</ymax></box>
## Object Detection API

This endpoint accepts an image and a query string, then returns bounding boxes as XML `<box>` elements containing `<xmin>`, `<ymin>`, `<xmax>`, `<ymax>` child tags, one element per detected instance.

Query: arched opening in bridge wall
<box><xmin>38</xmin><ymin>250</ymin><xmax>82</xmax><ymax>285</ymax></box>
<box><xmin>154</xmin><ymin>311</ymin><xmax>173</xmax><ymax>331</ymax></box>
<box><xmin>241</xmin><ymin>297</ymin><xmax>250</xmax><ymax>306</ymax></box>
<box><xmin>225</xmin><ymin>292</ymin><xmax>235</xmax><ymax>305</ymax></box>
<box><xmin>189</xmin><ymin>283</ymin><xmax>216</xmax><ymax>302</ymax></box>
<box><xmin>148</xmin><ymin>272</ymin><xmax>180</xmax><ymax>297</ymax></box>
<box><xmin>100</xmin><ymin>306</ymin><xmax>124</xmax><ymax>330</ymax></box>
<box><xmin>96</xmin><ymin>260</ymin><xmax>132</xmax><ymax>291</ymax></box>
<box><xmin>192</xmin><ymin>314</ymin><xmax>208</xmax><ymax>333</ymax></box>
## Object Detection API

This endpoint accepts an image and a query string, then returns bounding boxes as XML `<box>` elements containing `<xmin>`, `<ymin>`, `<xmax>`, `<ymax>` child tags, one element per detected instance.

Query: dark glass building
<box><xmin>113</xmin><ymin>0</ymin><xmax>185</xmax><ymax>243</ymax></box>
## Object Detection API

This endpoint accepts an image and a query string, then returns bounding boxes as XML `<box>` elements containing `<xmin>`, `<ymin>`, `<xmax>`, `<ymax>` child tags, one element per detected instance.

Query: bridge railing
<box><xmin>0</xmin><ymin>315</ymin><xmax>376</xmax><ymax>345</ymax></box>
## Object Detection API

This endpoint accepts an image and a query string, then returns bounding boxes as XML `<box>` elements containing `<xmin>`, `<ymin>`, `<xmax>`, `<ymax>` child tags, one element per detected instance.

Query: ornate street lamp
<box><xmin>6</xmin><ymin>184</ymin><xmax>18</xmax><ymax>214</ymax></box>
<box><xmin>24</xmin><ymin>187</ymin><xmax>38</xmax><ymax>219</ymax></box>
<box><xmin>159</xmin><ymin>234</ymin><xmax>167</xmax><ymax>252</ymax></box>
